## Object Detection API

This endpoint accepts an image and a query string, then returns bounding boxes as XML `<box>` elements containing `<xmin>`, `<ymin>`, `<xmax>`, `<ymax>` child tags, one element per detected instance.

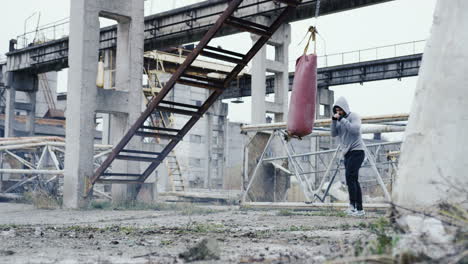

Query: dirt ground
<box><xmin>0</xmin><ymin>202</ymin><xmax>387</xmax><ymax>264</ymax></box>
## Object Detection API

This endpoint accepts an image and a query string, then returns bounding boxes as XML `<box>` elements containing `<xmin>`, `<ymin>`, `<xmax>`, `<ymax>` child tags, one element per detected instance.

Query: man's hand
<box><xmin>332</xmin><ymin>113</ymin><xmax>341</xmax><ymax>120</ymax></box>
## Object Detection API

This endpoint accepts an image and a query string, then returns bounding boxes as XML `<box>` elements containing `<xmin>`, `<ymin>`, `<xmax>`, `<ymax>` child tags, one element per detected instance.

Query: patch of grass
<box><xmin>313</xmin><ymin>210</ymin><xmax>347</xmax><ymax>217</ymax></box>
<box><xmin>0</xmin><ymin>224</ymin><xmax>19</xmax><ymax>230</ymax></box>
<box><xmin>104</xmin><ymin>225</ymin><xmax>139</xmax><ymax>234</ymax></box>
<box><xmin>188</xmin><ymin>222</ymin><xmax>225</xmax><ymax>233</ymax></box>
<box><xmin>65</xmin><ymin>225</ymin><xmax>139</xmax><ymax>235</ymax></box>
<box><xmin>288</xmin><ymin>225</ymin><xmax>313</xmax><ymax>232</ymax></box>
<box><xmin>278</xmin><ymin>209</ymin><xmax>347</xmax><ymax>217</ymax></box>
<box><xmin>340</xmin><ymin>223</ymin><xmax>351</xmax><ymax>230</ymax></box>
<box><xmin>180</xmin><ymin>205</ymin><xmax>220</xmax><ymax>216</ymax></box>
<box><xmin>277</xmin><ymin>209</ymin><xmax>294</xmax><ymax>216</ymax></box>
<box><xmin>24</xmin><ymin>191</ymin><xmax>61</xmax><ymax>209</ymax></box>
<box><xmin>160</xmin><ymin>240</ymin><xmax>174</xmax><ymax>246</ymax></box>
<box><xmin>89</xmin><ymin>200</ymin><xmax>112</xmax><ymax>209</ymax></box>
<box><xmin>255</xmin><ymin>229</ymin><xmax>273</xmax><ymax>238</ymax></box>
<box><xmin>66</xmin><ymin>225</ymin><xmax>100</xmax><ymax>233</ymax></box>
<box><xmin>89</xmin><ymin>200</ymin><xmax>222</xmax><ymax>215</ymax></box>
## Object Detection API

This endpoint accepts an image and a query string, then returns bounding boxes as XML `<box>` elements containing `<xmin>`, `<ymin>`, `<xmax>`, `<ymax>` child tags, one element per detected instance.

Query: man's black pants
<box><xmin>344</xmin><ymin>150</ymin><xmax>365</xmax><ymax>211</ymax></box>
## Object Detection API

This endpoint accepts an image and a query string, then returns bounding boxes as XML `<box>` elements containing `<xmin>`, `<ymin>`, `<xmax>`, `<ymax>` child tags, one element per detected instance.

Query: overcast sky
<box><xmin>0</xmin><ymin>0</ymin><xmax>438</xmax><ymax>127</ymax></box>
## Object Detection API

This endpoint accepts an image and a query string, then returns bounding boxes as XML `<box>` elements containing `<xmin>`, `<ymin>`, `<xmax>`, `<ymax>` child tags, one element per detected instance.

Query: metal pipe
<box><xmin>263</xmin><ymin>141</ymin><xmax>402</xmax><ymax>162</ymax></box>
<box><xmin>0</xmin><ymin>169</ymin><xmax>64</xmax><ymax>174</ymax></box>
<box><xmin>241</xmin><ymin>114</ymin><xmax>409</xmax><ymax>132</ymax></box>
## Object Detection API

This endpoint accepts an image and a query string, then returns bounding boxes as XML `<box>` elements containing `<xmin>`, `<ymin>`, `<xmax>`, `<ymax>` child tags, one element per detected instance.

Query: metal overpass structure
<box><xmin>5</xmin><ymin>0</ymin><xmax>393</xmax><ymax>73</ymax></box>
<box><xmin>223</xmin><ymin>40</ymin><xmax>424</xmax><ymax>99</ymax></box>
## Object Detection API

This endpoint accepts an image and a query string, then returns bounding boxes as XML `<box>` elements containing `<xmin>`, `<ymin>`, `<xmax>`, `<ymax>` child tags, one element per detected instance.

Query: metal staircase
<box><xmin>166</xmin><ymin>154</ymin><xmax>185</xmax><ymax>192</ymax></box>
<box><xmin>89</xmin><ymin>0</ymin><xmax>300</xmax><ymax>193</ymax></box>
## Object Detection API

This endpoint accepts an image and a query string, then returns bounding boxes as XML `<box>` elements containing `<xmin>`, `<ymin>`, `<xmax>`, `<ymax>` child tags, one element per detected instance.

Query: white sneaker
<box><xmin>351</xmin><ymin>210</ymin><xmax>365</xmax><ymax>216</ymax></box>
<box><xmin>344</xmin><ymin>205</ymin><xmax>356</xmax><ymax>215</ymax></box>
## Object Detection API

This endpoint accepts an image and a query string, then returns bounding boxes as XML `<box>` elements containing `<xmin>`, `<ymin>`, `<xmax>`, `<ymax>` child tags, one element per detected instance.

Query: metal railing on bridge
<box><xmin>17</xmin><ymin>18</ymin><xmax>70</xmax><ymax>49</ymax></box>
<box><xmin>289</xmin><ymin>39</ymin><xmax>426</xmax><ymax>70</ymax></box>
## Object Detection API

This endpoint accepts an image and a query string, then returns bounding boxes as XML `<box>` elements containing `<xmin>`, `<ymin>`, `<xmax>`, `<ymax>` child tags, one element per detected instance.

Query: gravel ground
<box><xmin>0</xmin><ymin>202</ymin><xmax>386</xmax><ymax>264</ymax></box>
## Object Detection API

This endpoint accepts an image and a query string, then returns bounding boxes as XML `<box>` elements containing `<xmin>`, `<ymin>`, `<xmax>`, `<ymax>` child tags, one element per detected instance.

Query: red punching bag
<box><xmin>287</xmin><ymin>53</ymin><xmax>317</xmax><ymax>137</ymax></box>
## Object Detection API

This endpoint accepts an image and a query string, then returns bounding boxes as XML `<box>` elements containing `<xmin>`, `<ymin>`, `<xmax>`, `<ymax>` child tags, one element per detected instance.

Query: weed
<box><xmin>358</xmin><ymin>222</ymin><xmax>368</xmax><ymax>228</ymax></box>
<box><xmin>368</xmin><ymin>217</ymin><xmax>396</xmax><ymax>255</ymax></box>
<box><xmin>353</xmin><ymin>238</ymin><xmax>365</xmax><ymax>257</ymax></box>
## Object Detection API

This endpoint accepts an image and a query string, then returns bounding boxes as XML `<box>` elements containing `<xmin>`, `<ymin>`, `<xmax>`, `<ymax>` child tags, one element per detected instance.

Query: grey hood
<box><xmin>333</xmin><ymin>96</ymin><xmax>351</xmax><ymax>115</ymax></box>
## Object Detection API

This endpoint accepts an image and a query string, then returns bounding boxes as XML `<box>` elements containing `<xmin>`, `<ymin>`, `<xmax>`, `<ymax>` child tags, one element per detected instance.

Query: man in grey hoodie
<box><xmin>331</xmin><ymin>97</ymin><xmax>365</xmax><ymax>216</ymax></box>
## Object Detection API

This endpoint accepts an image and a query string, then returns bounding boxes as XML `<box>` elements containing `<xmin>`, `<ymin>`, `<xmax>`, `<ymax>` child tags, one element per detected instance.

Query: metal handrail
<box><xmin>289</xmin><ymin>39</ymin><xmax>426</xmax><ymax>69</ymax></box>
<box><xmin>319</xmin><ymin>39</ymin><xmax>426</xmax><ymax>67</ymax></box>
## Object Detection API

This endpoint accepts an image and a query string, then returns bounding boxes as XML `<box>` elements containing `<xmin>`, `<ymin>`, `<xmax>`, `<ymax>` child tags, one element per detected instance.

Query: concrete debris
<box><xmin>322</xmin><ymin>181</ymin><xmax>348</xmax><ymax>202</ymax></box>
<box><xmin>0</xmin><ymin>229</ymin><xmax>16</xmax><ymax>238</ymax></box>
<box><xmin>363</xmin><ymin>195</ymin><xmax>385</xmax><ymax>204</ymax></box>
<box><xmin>421</xmin><ymin>217</ymin><xmax>452</xmax><ymax>244</ymax></box>
<box><xmin>34</xmin><ymin>227</ymin><xmax>44</xmax><ymax>237</ymax></box>
<box><xmin>0</xmin><ymin>250</ymin><xmax>15</xmax><ymax>256</ymax></box>
<box><xmin>394</xmin><ymin>214</ymin><xmax>457</xmax><ymax>261</ymax></box>
<box><xmin>393</xmin><ymin>234</ymin><xmax>454</xmax><ymax>260</ymax></box>
<box><xmin>179</xmin><ymin>238</ymin><xmax>220</xmax><ymax>262</ymax></box>
<box><xmin>397</xmin><ymin>215</ymin><xmax>452</xmax><ymax>244</ymax></box>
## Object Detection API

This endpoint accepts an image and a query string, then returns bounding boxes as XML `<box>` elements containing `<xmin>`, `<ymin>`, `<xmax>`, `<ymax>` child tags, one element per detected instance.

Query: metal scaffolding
<box><xmin>240</xmin><ymin>115</ymin><xmax>406</xmax><ymax>205</ymax></box>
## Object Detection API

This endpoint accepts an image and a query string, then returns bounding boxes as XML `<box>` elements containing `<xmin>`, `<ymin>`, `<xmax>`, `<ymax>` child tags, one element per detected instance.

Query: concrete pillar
<box><xmin>25</xmin><ymin>92</ymin><xmax>36</xmax><ymax>136</ymax></box>
<box><xmin>101</xmin><ymin>49</ymin><xmax>114</xmax><ymax>145</ymax></box>
<box><xmin>63</xmin><ymin>0</ymin><xmax>144</xmax><ymax>208</ymax></box>
<box><xmin>250</xmin><ymin>20</ymin><xmax>291</xmax><ymax>124</ymax></box>
<box><xmin>272</xmin><ymin>24</ymin><xmax>291</xmax><ymax>122</ymax></box>
<box><xmin>204</xmin><ymin>112</ymin><xmax>213</xmax><ymax>189</ymax></box>
<box><xmin>63</xmin><ymin>0</ymin><xmax>101</xmax><ymax>209</ymax></box>
<box><xmin>251</xmin><ymin>37</ymin><xmax>267</xmax><ymax>124</ymax></box>
<box><xmin>4</xmin><ymin>84</ymin><xmax>15</xmax><ymax>138</ymax></box>
<box><xmin>394</xmin><ymin>0</ymin><xmax>468</xmax><ymax>209</ymax></box>
<box><xmin>109</xmin><ymin>1</ymin><xmax>144</xmax><ymax>203</ymax></box>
